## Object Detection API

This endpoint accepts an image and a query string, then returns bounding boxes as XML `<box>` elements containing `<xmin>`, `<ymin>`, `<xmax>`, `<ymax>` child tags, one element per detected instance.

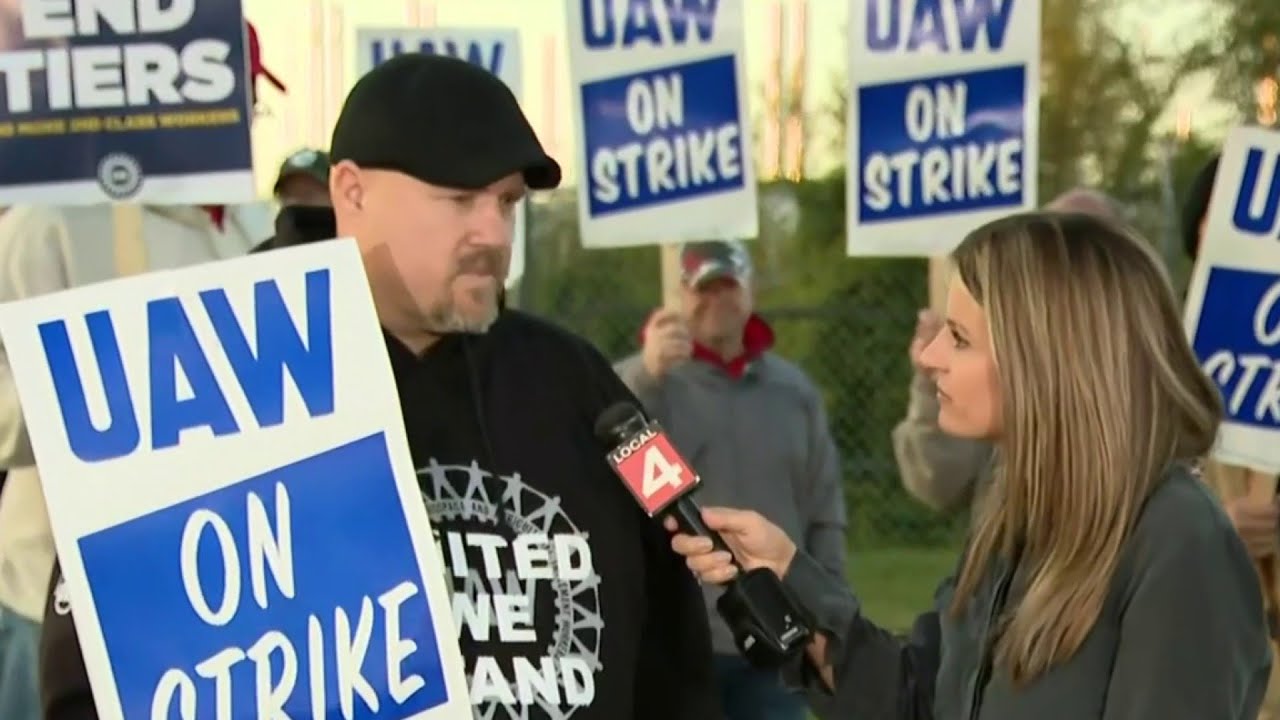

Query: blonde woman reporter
<box><xmin>668</xmin><ymin>212</ymin><xmax>1271</xmax><ymax>719</ymax></box>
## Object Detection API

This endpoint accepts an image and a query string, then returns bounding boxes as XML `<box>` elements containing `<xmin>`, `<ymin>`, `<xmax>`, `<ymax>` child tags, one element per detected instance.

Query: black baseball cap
<box><xmin>680</xmin><ymin>241</ymin><xmax>752</xmax><ymax>287</ymax></box>
<box><xmin>330</xmin><ymin>53</ymin><xmax>560</xmax><ymax>191</ymax></box>
<box><xmin>273</xmin><ymin>148</ymin><xmax>329</xmax><ymax>194</ymax></box>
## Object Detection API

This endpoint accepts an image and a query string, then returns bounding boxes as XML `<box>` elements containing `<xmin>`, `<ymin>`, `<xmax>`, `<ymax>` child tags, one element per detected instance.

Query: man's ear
<box><xmin>329</xmin><ymin>160</ymin><xmax>364</xmax><ymax>212</ymax></box>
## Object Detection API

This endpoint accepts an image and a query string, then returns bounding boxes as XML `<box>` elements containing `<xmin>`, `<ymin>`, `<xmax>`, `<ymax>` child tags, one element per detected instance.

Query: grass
<box><xmin>846</xmin><ymin>545</ymin><xmax>959</xmax><ymax>633</ymax></box>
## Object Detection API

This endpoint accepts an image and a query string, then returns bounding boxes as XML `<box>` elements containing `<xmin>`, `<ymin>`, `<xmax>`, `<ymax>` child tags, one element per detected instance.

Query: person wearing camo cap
<box><xmin>272</xmin><ymin>147</ymin><xmax>331</xmax><ymax>207</ymax></box>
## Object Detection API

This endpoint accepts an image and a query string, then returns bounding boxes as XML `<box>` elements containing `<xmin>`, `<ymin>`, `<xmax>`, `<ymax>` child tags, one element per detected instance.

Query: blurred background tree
<box><xmin>522</xmin><ymin>0</ymin><xmax>1271</xmax><ymax>553</ymax></box>
<box><xmin>1215</xmin><ymin>0</ymin><xmax>1280</xmax><ymax>122</ymax></box>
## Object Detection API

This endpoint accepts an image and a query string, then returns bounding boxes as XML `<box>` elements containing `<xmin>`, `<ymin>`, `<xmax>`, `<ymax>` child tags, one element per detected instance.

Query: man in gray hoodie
<box><xmin>614</xmin><ymin>240</ymin><xmax>847</xmax><ymax>720</ymax></box>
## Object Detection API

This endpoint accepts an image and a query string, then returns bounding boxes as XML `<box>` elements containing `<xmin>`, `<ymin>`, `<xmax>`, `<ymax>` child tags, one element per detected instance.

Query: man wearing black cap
<box><xmin>37</xmin><ymin>54</ymin><xmax>718</xmax><ymax>720</ymax></box>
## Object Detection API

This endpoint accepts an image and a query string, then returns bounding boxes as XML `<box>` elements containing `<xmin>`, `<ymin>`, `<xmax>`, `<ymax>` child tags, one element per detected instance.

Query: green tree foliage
<box><xmin>519</xmin><ymin>0</ymin><xmax>1227</xmax><ymax>550</ymax></box>
<box><xmin>1039</xmin><ymin>0</ymin><xmax>1215</xmax><ymax>242</ymax></box>
<box><xmin>520</xmin><ymin>193</ymin><xmax>660</xmax><ymax>359</ymax></box>
<box><xmin>1213</xmin><ymin>0</ymin><xmax>1280</xmax><ymax>119</ymax></box>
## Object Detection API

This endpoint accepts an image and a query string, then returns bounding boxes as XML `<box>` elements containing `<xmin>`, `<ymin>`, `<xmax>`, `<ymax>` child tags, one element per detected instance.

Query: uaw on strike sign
<box><xmin>355</xmin><ymin>26</ymin><xmax>529</xmax><ymax>290</ymax></box>
<box><xmin>1185</xmin><ymin>126</ymin><xmax>1280</xmax><ymax>474</ymax></box>
<box><xmin>847</xmin><ymin>0</ymin><xmax>1041</xmax><ymax>256</ymax></box>
<box><xmin>0</xmin><ymin>241</ymin><xmax>470</xmax><ymax>719</ymax></box>
<box><xmin>0</xmin><ymin>0</ymin><xmax>255</xmax><ymax>204</ymax></box>
<box><xmin>566</xmin><ymin>0</ymin><xmax>757</xmax><ymax>249</ymax></box>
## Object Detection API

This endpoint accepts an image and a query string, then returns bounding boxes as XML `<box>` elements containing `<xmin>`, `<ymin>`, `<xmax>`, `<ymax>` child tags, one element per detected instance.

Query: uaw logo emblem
<box><xmin>96</xmin><ymin>152</ymin><xmax>143</xmax><ymax>200</ymax></box>
<box><xmin>418</xmin><ymin>459</ymin><xmax>603</xmax><ymax>720</ymax></box>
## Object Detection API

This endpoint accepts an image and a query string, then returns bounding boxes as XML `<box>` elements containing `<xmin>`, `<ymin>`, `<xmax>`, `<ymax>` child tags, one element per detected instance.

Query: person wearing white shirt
<box><xmin>0</xmin><ymin>18</ymin><xmax>285</xmax><ymax>716</ymax></box>
<box><xmin>0</xmin><ymin>204</ymin><xmax>271</xmax><ymax>720</ymax></box>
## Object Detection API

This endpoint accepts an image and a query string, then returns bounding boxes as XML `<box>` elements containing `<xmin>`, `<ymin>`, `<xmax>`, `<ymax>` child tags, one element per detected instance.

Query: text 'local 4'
<box><xmin>566</xmin><ymin>0</ymin><xmax>758</xmax><ymax>249</ymax></box>
<box><xmin>1185</xmin><ymin>126</ymin><xmax>1280</xmax><ymax>475</ymax></box>
<box><xmin>847</xmin><ymin>0</ymin><xmax>1042</xmax><ymax>257</ymax></box>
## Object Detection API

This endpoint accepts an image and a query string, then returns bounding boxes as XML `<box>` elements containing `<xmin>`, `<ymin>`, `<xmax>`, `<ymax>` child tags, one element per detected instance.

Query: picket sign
<box><xmin>0</xmin><ymin>239</ymin><xmax>471</xmax><ymax>720</ymax></box>
<box><xmin>1184</xmin><ymin>125</ymin><xmax>1280</xmax><ymax>473</ymax></box>
<box><xmin>0</xmin><ymin>0</ymin><xmax>256</xmax><ymax>204</ymax></box>
<box><xmin>846</xmin><ymin>0</ymin><xmax>1042</xmax><ymax>257</ymax></box>
<box><xmin>566</xmin><ymin>0</ymin><xmax>758</xmax><ymax>249</ymax></box>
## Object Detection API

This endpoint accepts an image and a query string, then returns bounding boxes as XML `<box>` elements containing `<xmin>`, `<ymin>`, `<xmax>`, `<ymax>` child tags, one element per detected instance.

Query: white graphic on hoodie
<box><xmin>418</xmin><ymin>459</ymin><xmax>603</xmax><ymax>720</ymax></box>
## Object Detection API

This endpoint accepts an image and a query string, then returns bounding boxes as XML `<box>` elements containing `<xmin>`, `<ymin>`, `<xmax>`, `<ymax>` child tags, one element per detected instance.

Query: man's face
<box><xmin>681</xmin><ymin>275</ymin><xmax>753</xmax><ymax>347</ymax></box>
<box><xmin>276</xmin><ymin>174</ymin><xmax>330</xmax><ymax>207</ymax></box>
<box><xmin>334</xmin><ymin>162</ymin><xmax>524</xmax><ymax>334</ymax></box>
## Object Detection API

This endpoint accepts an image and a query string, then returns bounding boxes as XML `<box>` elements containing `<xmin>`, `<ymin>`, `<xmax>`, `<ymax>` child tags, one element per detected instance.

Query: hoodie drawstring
<box><xmin>461</xmin><ymin>335</ymin><xmax>515</xmax><ymax>534</ymax></box>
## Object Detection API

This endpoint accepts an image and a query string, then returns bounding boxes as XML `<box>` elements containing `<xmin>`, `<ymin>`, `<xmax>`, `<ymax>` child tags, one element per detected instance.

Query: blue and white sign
<box><xmin>566</xmin><ymin>0</ymin><xmax>757</xmax><ymax>248</ymax></box>
<box><xmin>0</xmin><ymin>241</ymin><xmax>471</xmax><ymax>719</ymax></box>
<box><xmin>0</xmin><ymin>0</ymin><xmax>256</xmax><ymax>205</ymax></box>
<box><xmin>846</xmin><ymin>0</ymin><xmax>1041</xmax><ymax>256</ymax></box>
<box><xmin>1185</xmin><ymin>126</ymin><xmax>1280</xmax><ymax>473</ymax></box>
<box><xmin>356</xmin><ymin>27</ymin><xmax>528</xmax><ymax>288</ymax></box>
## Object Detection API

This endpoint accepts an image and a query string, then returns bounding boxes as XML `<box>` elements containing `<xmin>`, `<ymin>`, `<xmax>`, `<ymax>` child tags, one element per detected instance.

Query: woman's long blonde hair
<box><xmin>948</xmin><ymin>212</ymin><xmax>1223</xmax><ymax>684</ymax></box>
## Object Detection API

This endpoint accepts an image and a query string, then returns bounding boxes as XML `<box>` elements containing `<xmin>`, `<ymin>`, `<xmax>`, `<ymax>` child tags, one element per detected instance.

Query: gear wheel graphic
<box><xmin>418</xmin><ymin>459</ymin><xmax>604</xmax><ymax>720</ymax></box>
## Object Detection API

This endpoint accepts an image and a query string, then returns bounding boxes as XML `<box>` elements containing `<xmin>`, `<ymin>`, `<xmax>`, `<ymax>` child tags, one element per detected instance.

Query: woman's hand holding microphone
<box><xmin>665</xmin><ymin>507</ymin><xmax>840</xmax><ymax>689</ymax></box>
<box><xmin>663</xmin><ymin>507</ymin><xmax>798</xmax><ymax>583</ymax></box>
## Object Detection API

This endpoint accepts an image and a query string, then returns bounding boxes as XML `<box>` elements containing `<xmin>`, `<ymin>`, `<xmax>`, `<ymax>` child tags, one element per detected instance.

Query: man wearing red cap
<box><xmin>616</xmin><ymin>240</ymin><xmax>846</xmax><ymax>720</ymax></box>
<box><xmin>0</xmin><ymin>20</ymin><xmax>284</xmax><ymax>720</ymax></box>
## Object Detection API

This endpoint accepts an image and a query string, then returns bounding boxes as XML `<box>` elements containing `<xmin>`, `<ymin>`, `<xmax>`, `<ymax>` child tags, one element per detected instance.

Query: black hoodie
<box><xmin>39</xmin><ymin>206</ymin><xmax>720</xmax><ymax>720</ymax></box>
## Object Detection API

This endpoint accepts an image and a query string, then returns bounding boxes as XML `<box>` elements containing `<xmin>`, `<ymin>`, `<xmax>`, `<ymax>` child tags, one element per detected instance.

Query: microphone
<box><xmin>593</xmin><ymin>402</ymin><xmax>731</xmax><ymax>552</ymax></box>
<box><xmin>594</xmin><ymin>401</ymin><xmax>813</xmax><ymax>668</ymax></box>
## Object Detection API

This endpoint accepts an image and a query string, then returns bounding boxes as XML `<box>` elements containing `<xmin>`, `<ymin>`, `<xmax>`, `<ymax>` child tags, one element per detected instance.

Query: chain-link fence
<box><xmin>516</xmin><ymin>176</ymin><xmax>969</xmax><ymax>552</ymax></box>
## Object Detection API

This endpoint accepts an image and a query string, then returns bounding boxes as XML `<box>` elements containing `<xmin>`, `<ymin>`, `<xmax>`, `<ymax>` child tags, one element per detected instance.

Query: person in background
<box><xmin>670</xmin><ymin>211</ymin><xmax>1271</xmax><ymax>719</ymax></box>
<box><xmin>614</xmin><ymin>240</ymin><xmax>846</xmax><ymax>720</ymax></box>
<box><xmin>0</xmin><ymin>22</ymin><xmax>282</xmax><ymax>720</ymax></box>
<box><xmin>0</xmin><ymin>215</ymin><xmax>269</xmax><ymax>720</ymax></box>
<box><xmin>272</xmin><ymin>148</ymin><xmax>331</xmax><ymax>207</ymax></box>
<box><xmin>1181</xmin><ymin>154</ymin><xmax>1220</xmax><ymax>261</ymax></box>
<box><xmin>1181</xmin><ymin>151</ymin><xmax>1280</xmax><ymax>720</ymax></box>
<box><xmin>892</xmin><ymin>187</ymin><xmax>1126</xmax><ymax>516</ymax></box>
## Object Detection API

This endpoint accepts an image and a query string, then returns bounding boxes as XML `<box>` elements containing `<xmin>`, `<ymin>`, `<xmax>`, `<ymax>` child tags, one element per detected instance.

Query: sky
<box><xmin>243</xmin><ymin>0</ymin><xmax>1235</xmax><ymax>197</ymax></box>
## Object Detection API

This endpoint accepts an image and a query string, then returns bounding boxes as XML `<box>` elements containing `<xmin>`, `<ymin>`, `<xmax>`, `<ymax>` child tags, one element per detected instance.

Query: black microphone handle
<box><xmin>669</xmin><ymin>496</ymin><xmax>739</xmax><ymax>567</ymax></box>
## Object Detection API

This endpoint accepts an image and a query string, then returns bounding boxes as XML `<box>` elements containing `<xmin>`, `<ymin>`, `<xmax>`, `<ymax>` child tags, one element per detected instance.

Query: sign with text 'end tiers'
<box><xmin>566</xmin><ymin>0</ymin><xmax>758</xmax><ymax>248</ymax></box>
<box><xmin>0</xmin><ymin>240</ymin><xmax>470</xmax><ymax>719</ymax></box>
<box><xmin>0</xmin><ymin>0</ymin><xmax>255</xmax><ymax>205</ymax></box>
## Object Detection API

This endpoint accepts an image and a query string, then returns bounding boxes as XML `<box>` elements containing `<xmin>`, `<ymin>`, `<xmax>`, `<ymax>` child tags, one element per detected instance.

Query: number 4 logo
<box><xmin>641</xmin><ymin>445</ymin><xmax>684</xmax><ymax>498</ymax></box>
